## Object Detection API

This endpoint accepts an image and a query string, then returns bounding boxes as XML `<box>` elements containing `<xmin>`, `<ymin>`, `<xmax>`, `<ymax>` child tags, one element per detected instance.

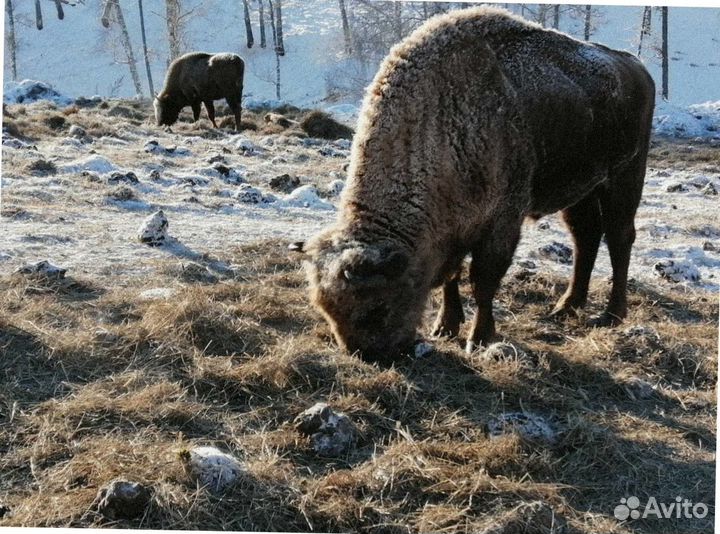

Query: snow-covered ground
<box><xmin>1</xmin><ymin>99</ymin><xmax>718</xmax><ymax>296</ymax></box>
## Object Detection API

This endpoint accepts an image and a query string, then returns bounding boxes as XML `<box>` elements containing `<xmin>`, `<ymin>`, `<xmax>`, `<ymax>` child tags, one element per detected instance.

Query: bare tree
<box><xmin>103</xmin><ymin>0</ymin><xmax>143</xmax><ymax>96</ymax></box>
<box><xmin>267</xmin><ymin>0</ymin><xmax>281</xmax><ymax>98</ymax></box>
<box><xmin>242</xmin><ymin>0</ymin><xmax>254</xmax><ymax>48</ymax></box>
<box><xmin>552</xmin><ymin>4</ymin><xmax>560</xmax><ymax>29</ymax></box>
<box><xmin>138</xmin><ymin>0</ymin><xmax>154</xmax><ymax>95</ymax></box>
<box><xmin>339</xmin><ymin>0</ymin><xmax>352</xmax><ymax>54</ymax></box>
<box><xmin>6</xmin><ymin>0</ymin><xmax>18</xmax><ymax>80</ymax></box>
<box><xmin>661</xmin><ymin>6</ymin><xmax>669</xmax><ymax>100</ymax></box>
<box><xmin>638</xmin><ymin>6</ymin><xmax>652</xmax><ymax>57</ymax></box>
<box><xmin>35</xmin><ymin>0</ymin><xmax>44</xmax><ymax>29</ymax></box>
<box><xmin>166</xmin><ymin>0</ymin><xmax>182</xmax><ymax>62</ymax></box>
<box><xmin>584</xmin><ymin>5</ymin><xmax>592</xmax><ymax>40</ymax></box>
<box><xmin>257</xmin><ymin>0</ymin><xmax>267</xmax><ymax>48</ymax></box>
<box><xmin>275</xmin><ymin>0</ymin><xmax>284</xmax><ymax>56</ymax></box>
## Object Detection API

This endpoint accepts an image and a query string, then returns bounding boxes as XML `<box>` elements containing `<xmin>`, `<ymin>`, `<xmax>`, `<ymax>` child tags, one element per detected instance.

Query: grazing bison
<box><xmin>153</xmin><ymin>52</ymin><xmax>244</xmax><ymax>130</ymax></box>
<box><xmin>300</xmin><ymin>7</ymin><xmax>655</xmax><ymax>361</ymax></box>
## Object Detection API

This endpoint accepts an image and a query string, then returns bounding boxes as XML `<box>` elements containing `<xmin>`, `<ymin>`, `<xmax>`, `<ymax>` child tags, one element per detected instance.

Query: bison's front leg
<box><xmin>430</xmin><ymin>275</ymin><xmax>464</xmax><ymax>338</ymax></box>
<box><xmin>466</xmin><ymin>224</ymin><xmax>521</xmax><ymax>353</ymax></box>
<box><xmin>203</xmin><ymin>101</ymin><xmax>218</xmax><ymax>128</ymax></box>
<box><xmin>191</xmin><ymin>102</ymin><xmax>202</xmax><ymax>122</ymax></box>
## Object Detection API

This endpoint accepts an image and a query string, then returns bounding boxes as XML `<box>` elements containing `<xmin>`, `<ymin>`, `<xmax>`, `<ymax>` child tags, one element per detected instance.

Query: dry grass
<box><xmin>0</xmin><ymin>237</ymin><xmax>715</xmax><ymax>533</ymax></box>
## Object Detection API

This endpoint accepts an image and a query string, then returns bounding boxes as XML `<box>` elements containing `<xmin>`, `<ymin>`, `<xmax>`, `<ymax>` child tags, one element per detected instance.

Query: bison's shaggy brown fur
<box><xmin>304</xmin><ymin>7</ymin><xmax>655</xmax><ymax>361</ymax></box>
<box><xmin>154</xmin><ymin>52</ymin><xmax>244</xmax><ymax>131</ymax></box>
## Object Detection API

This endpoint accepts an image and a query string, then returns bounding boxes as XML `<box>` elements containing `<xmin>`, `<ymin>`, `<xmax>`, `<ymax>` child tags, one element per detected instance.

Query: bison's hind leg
<box><xmin>431</xmin><ymin>274</ymin><xmax>465</xmax><ymax>339</ymax></box>
<box><xmin>589</xmin><ymin>159</ymin><xmax>645</xmax><ymax>327</ymax></box>
<box><xmin>550</xmin><ymin>193</ymin><xmax>603</xmax><ymax>318</ymax></box>
<box><xmin>191</xmin><ymin>102</ymin><xmax>202</xmax><ymax>122</ymax></box>
<box><xmin>226</xmin><ymin>96</ymin><xmax>242</xmax><ymax>131</ymax></box>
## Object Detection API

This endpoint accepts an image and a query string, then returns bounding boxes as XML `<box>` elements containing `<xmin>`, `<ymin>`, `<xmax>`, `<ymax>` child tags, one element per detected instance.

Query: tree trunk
<box><xmin>393</xmin><ymin>2</ymin><xmax>402</xmax><ymax>41</ymax></box>
<box><xmin>275</xmin><ymin>0</ymin><xmax>284</xmax><ymax>56</ymax></box>
<box><xmin>661</xmin><ymin>6</ymin><xmax>669</xmax><ymax>100</ymax></box>
<box><xmin>553</xmin><ymin>5</ymin><xmax>560</xmax><ymax>29</ymax></box>
<box><xmin>258</xmin><ymin>0</ymin><xmax>267</xmax><ymax>48</ymax></box>
<box><xmin>53</xmin><ymin>0</ymin><xmax>64</xmax><ymax>20</ymax></box>
<box><xmin>101</xmin><ymin>0</ymin><xmax>113</xmax><ymax>28</ymax></box>
<box><xmin>268</xmin><ymin>0</ymin><xmax>281</xmax><ymax>98</ymax></box>
<box><xmin>35</xmin><ymin>0</ymin><xmax>43</xmax><ymax>30</ymax></box>
<box><xmin>638</xmin><ymin>6</ymin><xmax>652</xmax><ymax>56</ymax></box>
<box><xmin>584</xmin><ymin>5</ymin><xmax>592</xmax><ymax>40</ymax></box>
<box><xmin>113</xmin><ymin>1</ymin><xmax>143</xmax><ymax>96</ymax></box>
<box><xmin>166</xmin><ymin>0</ymin><xmax>182</xmax><ymax>62</ymax></box>
<box><xmin>6</xmin><ymin>0</ymin><xmax>18</xmax><ymax>80</ymax></box>
<box><xmin>138</xmin><ymin>0</ymin><xmax>154</xmax><ymax>95</ymax></box>
<box><xmin>242</xmin><ymin>0</ymin><xmax>254</xmax><ymax>48</ymax></box>
<box><xmin>339</xmin><ymin>0</ymin><xmax>352</xmax><ymax>54</ymax></box>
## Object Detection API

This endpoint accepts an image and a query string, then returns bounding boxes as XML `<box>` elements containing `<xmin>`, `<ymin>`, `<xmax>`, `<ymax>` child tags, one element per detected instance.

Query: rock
<box><xmin>653</xmin><ymin>259</ymin><xmax>700</xmax><ymax>283</ymax></box>
<box><xmin>516</xmin><ymin>259</ymin><xmax>536</xmax><ymax>270</ymax></box>
<box><xmin>92</xmin><ymin>480</ymin><xmax>152</xmax><ymax>520</ymax></box>
<box><xmin>326</xmin><ymin>179</ymin><xmax>345</xmax><ymax>197</ymax></box>
<box><xmin>703</xmin><ymin>241</ymin><xmax>717</xmax><ymax>251</ymax></box>
<box><xmin>68</xmin><ymin>124</ymin><xmax>86</xmax><ymax>138</ymax></box>
<box><xmin>108</xmin><ymin>171</ymin><xmax>139</xmax><ymax>185</ymax></box>
<box><xmin>623</xmin><ymin>377</ymin><xmax>656</xmax><ymax>400</ymax></box>
<box><xmin>212</xmin><ymin>164</ymin><xmax>244</xmax><ymax>184</ymax></box>
<box><xmin>318</xmin><ymin>145</ymin><xmax>349</xmax><ymax>158</ymax></box>
<box><xmin>234</xmin><ymin>184</ymin><xmax>264</xmax><ymax>204</ymax></box>
<box><xmin>486</xmin><ymin>412</ymin><xmax>557</xmax><ymax>445</ymax></box>
<box><xmin>413</xmin><ymin>341</ymin><xmax>434</xmax><ymax>358</ymax></box>
<box><xmin>269</xmin><ymin>173</ymin><xmax>300</xmax><ymax>193</ymax></box>
<box><xmin>701</xmin><ymin>182</ymin><xmax>718</xmax><ymax>196</ymax></box>
<box><xmin>665</xmin><ymin>182</ymin><xmax>687</xmax><ymax>193</ymax></box>
<box><xmin>108</xmin><ymin>186</ymin><xmax>137</xmax><ymax>202</ymax></box>
<box><xmin>235</xmin><ymin>138</ymin><xmax>258</xmax><ymax>155</ymax></box>
<box><xmin>206</xmin><ymin>154</ymin><xmax>226</xmax><ymax>164</ymax></box>
<box><xmin>148</xmin><ymin>169</ymin><xmax>161</xmax><ymax>181</ymax></box>
<box><xmin>138</xmin><ymin>210</ymin><xmax>168</xmax><ymax>246</ymax></box>
<box><xmin>0</xmin><ymin>504</ymin><xmax>9</xmax><ymax>518</ymax></box>
<box><xmin>82</xmin><ymin>170</ymin><xmax>101</xmax><ymax>183</ymax></box>
<box><xmin>477</xmin><ymin>342</ymin><xmax>534</xmax><ymax>366</ymax></box>
<box><xmin>179</xmin><ymin>446</ymin><xmax>245</xmax><ymax>494</ymax></box>
<box><xmin>538</xmin><ymin>242</ymin><xmax>572</xmax><ymax>264</ymax></box>
<box><xmin>332</xmin><ymin>138</ymin><xmax>352</xmax><ymax>150</ymax></box>
<box><xmin>16</xmin><ymin>260</ymin><xmax>66</xmax><ymax>280</ymax></box>
<box><xmin>295</xmin><ymin>403</ymin><xmax>356</xmax><ymax>456</ymax></box>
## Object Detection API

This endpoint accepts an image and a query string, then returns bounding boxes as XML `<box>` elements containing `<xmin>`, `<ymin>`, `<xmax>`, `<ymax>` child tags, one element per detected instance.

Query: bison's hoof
<box><xmin>587</xmin><ymin>312</ymin><xmax>623</xmax><ymax>328</ymax></box>
<box><xmin>430</xmin><ymin>323</ymin><xmax>459</xmax><ymax>339</ymax></box>
<box><xmin>548</xmin><ymin>305</ymin><xmax>579</xmax><ymax>321</ymax></box>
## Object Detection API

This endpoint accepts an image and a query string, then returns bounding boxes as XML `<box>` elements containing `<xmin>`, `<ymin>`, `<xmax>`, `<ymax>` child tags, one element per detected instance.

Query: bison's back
<box><xmin>163</xmin><ymin>52</ymin><xmax>243</xmax><ymax>103</ymax></box>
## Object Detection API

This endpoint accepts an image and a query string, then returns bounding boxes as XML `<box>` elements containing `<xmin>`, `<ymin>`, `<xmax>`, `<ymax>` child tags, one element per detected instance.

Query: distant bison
<box><xmin>154</xmin><ymin>52</ymin><xmax>244</xmax><ymax>130</ymax></box>
<box><xmin>299</xmin><ymin>7</ymin><xmax>655</xmax><ymax>361</ymax></box>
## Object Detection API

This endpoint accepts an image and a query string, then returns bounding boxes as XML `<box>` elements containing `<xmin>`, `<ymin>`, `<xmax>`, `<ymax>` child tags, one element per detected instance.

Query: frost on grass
<box><xmin>476</xmin><ymin>342</ymin><xmax>534</xmax><ymax>367</ymax></box>
<box><xmin>179</xmin><ymin>446</ymin><xmax>246</xmax><ymax>494</ymax></box>
<box><xmin>486</xmin><ymin>412</ymin><xmax>558</xmax><ymax>445</ymax></box>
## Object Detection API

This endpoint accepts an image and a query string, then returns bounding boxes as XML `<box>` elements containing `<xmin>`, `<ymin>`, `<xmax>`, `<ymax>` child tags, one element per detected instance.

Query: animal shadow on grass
<box><xmin>157</xmin><ymin>237</ymin><xmax>235</xmax><ymax>279</ymax></box>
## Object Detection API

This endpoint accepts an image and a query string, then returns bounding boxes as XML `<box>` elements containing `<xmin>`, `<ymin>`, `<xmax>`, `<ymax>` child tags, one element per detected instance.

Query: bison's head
<box><xmin>153</xmin><ymin>95</ymin><xmax>180</xmax><ymax>127</ymax></box>
<box><xmin>300</xmin><ymin>233</ymin><xmax>423</xmax><ymax>362</ymax></box>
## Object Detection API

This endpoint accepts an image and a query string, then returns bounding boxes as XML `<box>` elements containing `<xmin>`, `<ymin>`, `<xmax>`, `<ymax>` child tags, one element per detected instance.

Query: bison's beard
<box><xmin>153</xmin><ymin>99</ymin><xmax>181</xmax><ymax>127</ymax></box>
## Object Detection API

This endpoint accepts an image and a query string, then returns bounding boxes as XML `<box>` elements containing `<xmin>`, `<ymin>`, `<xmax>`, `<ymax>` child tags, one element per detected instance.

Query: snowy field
<box><xmin>1</xmin><ymin>92</ymin><xmax>718</xmax><ymax>296</ymax></box>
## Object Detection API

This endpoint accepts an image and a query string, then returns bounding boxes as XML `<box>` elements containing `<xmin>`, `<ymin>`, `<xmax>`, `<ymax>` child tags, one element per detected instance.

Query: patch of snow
<box><xmin>487</xmin><ymin>412</ymin><xmax>558</xmax><ymax>445</ymax></box>
<box><xmin>654</xmin><ymin>259</ymin><xmax>701</xmax><ymax>283</ymax></box>
<box><xmin>653</xmin><ymin>100</ymin><xmax>720</xmax><ymax>139</ymax></box>
<box><xmin>280</xmin><ymin>185</ymin><xmax>335</xmax><ymax>210</ymax></box>
<box><xmin>61</xmin><ymin>155</ymin><xmax>116</xmax><ymax>174</ymax></box>
<box><xmin>3</xmin><ymin>79</ymin><xmax>73</xmax><ymax>106</ymax></box>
